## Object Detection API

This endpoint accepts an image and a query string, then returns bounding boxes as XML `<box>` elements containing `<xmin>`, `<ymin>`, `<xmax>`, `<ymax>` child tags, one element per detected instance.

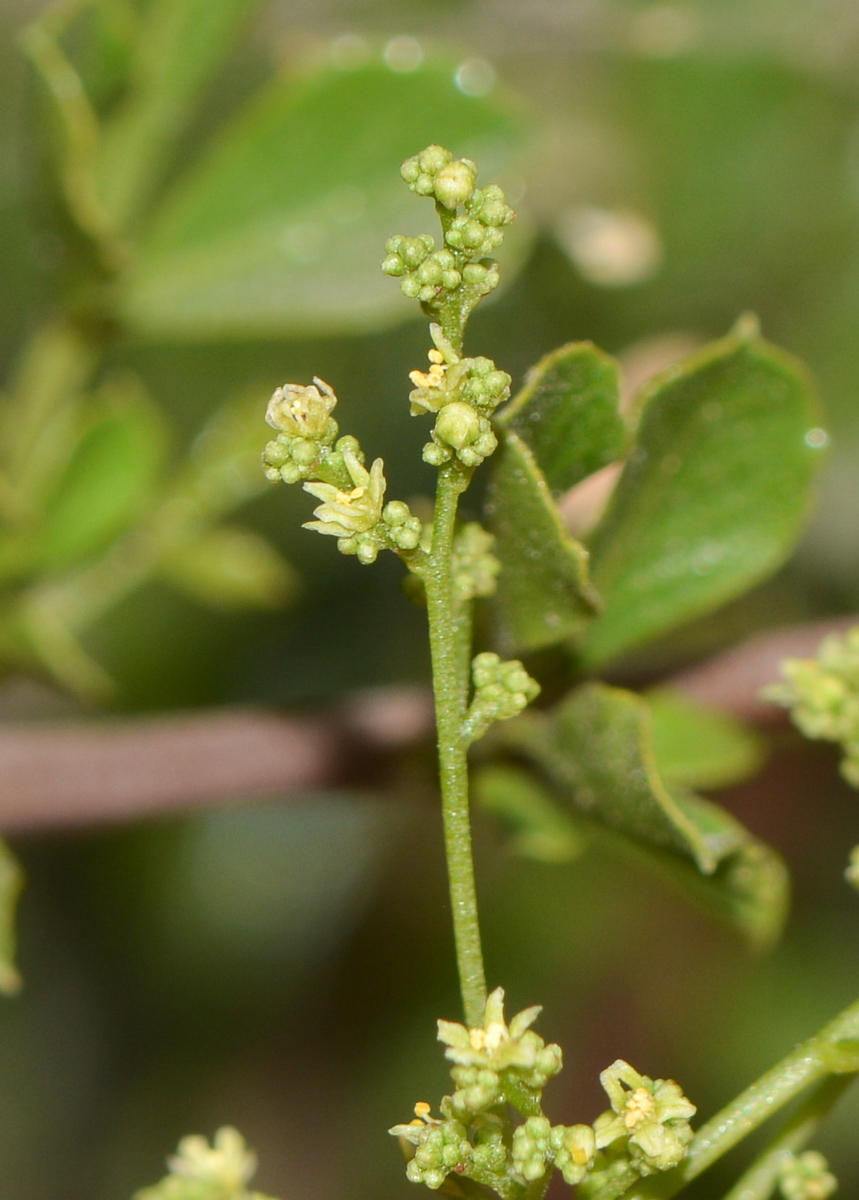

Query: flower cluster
<box><xmin>512</xmin><ymin>1117</ymin><xmax>596</xmax><ymax>1186</ymax></box>
<box><xmin>593</xmin><ymin>1060</ymin><xmax>696</xmax><ymax>1176</ymax></box>
<box><xmin>262</xmin><ymin>378</ymin><xmax>364</xmax><ymax>490</ymax></box>
<box><xmin>451</xmin><ymin>523</ymin><xmax>500</xmax><ymax>603</ymax></box>
<box><xmin>263</xmin><ymin>379</ymin><xmax>423</xmax><ymax>566</ymax></box>
<box><xmin>764</xmin><ymin>625</ymin><xmax>859</xmax><ymax>786</ymax></box>
<box><xmin>406</xmin><ymin>324</ymin><xmax>511</xmax><ymax>470</ymax></box>
<box><xmin>777</xmin><ymin>1150</ymin><xmax>838</xmax><ymax>1200</ymax></box>
<box><xmin>461</xmin><ymin>652</ymin><xmax>541</xmax><ymax>743</ymax></box>
<box><xmin>134</xmin><ymin>1127</ymin><xmax>277</xmax><ymax>1200</ymax></box>
<box><xmin>393</xmin><ymin>992</ymin><xmax>695</xmax><ymax>1198</ymax></box>
<box><xmin>302</xmin><ymin>449</ymin><xmax>421</xmax><ymax>564</ymax></box>
<box><xmin>382</xmin><ymin>145</ymin><xmax>514</xmax><ymax>322</ymax></box>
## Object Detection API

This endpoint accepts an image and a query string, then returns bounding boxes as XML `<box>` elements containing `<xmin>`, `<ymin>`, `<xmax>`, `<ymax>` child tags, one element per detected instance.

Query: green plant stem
<box><xmin>719</xmin><ymin>1075</ymin><xmax>853</xmax><ymax>1200</ymax></box>
<box><xmin>616</xmin><ymin>995</ymin><xmax>859</xmax><ymax>1200</ymax></box>
<box><xmin>424</xmin><ymin>460</ymin><xmax>486</xmax><ymax>1027</ymax></box>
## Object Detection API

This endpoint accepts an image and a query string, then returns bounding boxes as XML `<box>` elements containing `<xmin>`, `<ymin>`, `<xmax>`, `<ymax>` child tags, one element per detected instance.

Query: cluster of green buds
<box><xmin>382</xmin><ymin>144</ymin><xmax>514</xmax><ymax>318</ymax></box>
<box><xmin>764</xmin><ymin>626</ymin><xmax>859</xmax><ymax>786</ymax></box>
<box><xmin>408</xmin><ymin>323</ymin><xmax>511</xmax><ymax>469</ymax></box>
<box><xmin>451</xmin><ymin>523</ymin><xmax>501</xmax><ymax>602</ymax></box>
<box><xmin>134</xmin><ymin>1127</ymin><xmax>277</xmax><ymax>1200</ymax></box>
<box><xmin>512</xmin><ymin>1117</ymin><xmax>596</xmax><ymax>1187</ymax></box>
<box><xmin>392</xmin><ymin>991</ymin><xmax>695</xmax><ymax>1198</ymax></box>
<box><xmin>461</xmin><ymin>652</ymin><xmax>541</xmax><ymax>743</ymax></box>
<box><xmin>765</xmin><ymin>625</ymin><xmax>859</xmax><ymax>887</ymax></box>
<box><xmin>262</xmin><ymin>379</ymin><xmax>423</xmax><ymax>566</ymax></box>
<box><xmin>777</xmin><ymin>1150</ymin><xmax>838</xmax><ymax>1200</ymax></box>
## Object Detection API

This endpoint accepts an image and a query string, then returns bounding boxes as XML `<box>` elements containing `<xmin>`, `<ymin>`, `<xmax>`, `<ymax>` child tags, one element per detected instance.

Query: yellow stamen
<box><xmin>624</xmin><ymin>1087</ymin><xmax>655</xmax><ymax>1129</ymax></box>
<box><xmin>428</xmin><ymin>350</ymin><xmax>444</xmax><ymax>364</ymax></box>
<box><xmin>414</xmin><ymin>1102</ymin><xmax>431</xmax><ymax>1118</ymax></box>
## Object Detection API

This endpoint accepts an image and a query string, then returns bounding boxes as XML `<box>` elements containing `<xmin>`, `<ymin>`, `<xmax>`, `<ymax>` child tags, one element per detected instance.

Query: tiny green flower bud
<box><xmin>419</xmin><ymin>144</ymin><xmax>453</xmax><ymax>174</ymax></box>
<box><xmin>461</xmin><ymin>219</ymin><xmax>485</xmax><ymax>248</ymax></box>
<box><xmin>356</xmin><ymin>537</ymin><xmax>379</xmax><ymax>564</ymax></box>
<box><xmin>462</xmin><ymin>262</ymin><xmax>488</xmax><ymax>285</ymax></box>
<box><xmin>417</xmin><ymin>259</ymin><xmax>443</xmax><ymax>286</ymax></box>
<box><xmin>778</xmin><ymin>1150</ymin><xmax>837</xmax><ymax>1200</ymax></box>
<box><xmin>435</xmin><ymin>402</ymin><xmax>480</xmax><ymax>450</ymax></box>
<box><xmin>419</xmin><ymin>285</ymin><xmax>437</xmax><ymax>303</ymax></box>
<box><xmin>381</xmin><ymin>254</ymin><xmax>405</xmax><ymax>276</ymax></box>
<box><xmin>423</xmin><ymin>442</ymin><xmax>449</xmax><ymax>466</ymax></box>
<box><xmin>401</xmin><ymin>277</ymin><xmax>421</xmax><ymax>299</ymax></box>
<box><xmin>383</xmin><ymin>501</ymin><xmax>411</xmax><ymax>526</ymax></box>
<box><xmin>434</xmin><ymin>159</ymin><xmax>477</xmax><ymax>209</ymax></box>
<box><xmin>279</xmin><ymin>462</ymin><xmax>303</xmax><ymax>484</ymax></box>
<box><xmin>441</xmin><ymin>270</ymin><xmax>462</xmax><ymax>290</ymax></box>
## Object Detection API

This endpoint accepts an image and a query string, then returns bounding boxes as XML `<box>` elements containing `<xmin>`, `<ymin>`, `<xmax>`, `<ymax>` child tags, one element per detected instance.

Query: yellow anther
<box><xmin>468</xmin><ymin>1028</ymin><xmax>487</xmax><ymax>1050</ymax></box>
<box><xmin>624</xmin><ymin>1087</ymin><xmax>655</xmax><ymax>1129</ymax></box>
<box><xmin>334</xmin><ymin>486</ymin><xmax>366</xmax><ymax>504</ymax></box>
<box><xmin>428</xmin><ymin>349</ymin><xmax>444</xmax><ymax>364</ymax></box>
<box><xmin>414</xmin><ymin>1102</ymin><xmax>432</xmax><ymax>1118</ymax></box>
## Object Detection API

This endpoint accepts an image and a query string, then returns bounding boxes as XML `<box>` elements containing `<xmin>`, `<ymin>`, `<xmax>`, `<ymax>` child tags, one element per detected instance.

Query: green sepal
<box><xmin>486</xmin><ymin>431</ymin><xmax>600</xmax><ymax>653</ymax></box>
<box><xmin>499</xmin><ymin>682</ymin><xmax>788</xmax><ymax>948</ymax></box>
<box><xmin>496</xmin><ymin>342</ymin><xmax>627</xmax><ymax>493</ymax></box>
<box><xmin>579</xmin><ymin>323</ymin><xmax>825</xmax><ymax>668</ymax></box>
<box><xmin>646</xmin><ymin>686</ymin><xmax>766</xmax><ymax>791</ymax></box>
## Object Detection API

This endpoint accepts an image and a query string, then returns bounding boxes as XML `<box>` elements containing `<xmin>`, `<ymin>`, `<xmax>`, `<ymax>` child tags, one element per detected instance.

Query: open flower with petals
<box><xmin>594</xmin><ymin>1060</ymin><xmax>696</xmax><ymax>1175</ymax></box>
<box><xmin>437</xmin><ymin>987</ymin><xmax>562</xmax><ymax>1093</ymax></box>
<box><xmin>302</xmin><ymin>450</ymin><xmax>386</xmax><ymax>538</ymax></box>
<box><xmin>266</xmin><ymin>377</ymin><xmax>337</xmax><ymax>438</ymax></box>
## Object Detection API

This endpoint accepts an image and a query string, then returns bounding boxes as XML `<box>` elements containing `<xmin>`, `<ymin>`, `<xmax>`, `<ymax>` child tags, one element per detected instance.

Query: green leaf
<box><xmin>473</xmin><ymin>763</ymin><xmax>586</xmax><ymax>863</ymax></box>
<box><xmin>502</xmin><ymin>681</ymin><xmax>788</xmax><ymax>947</ymax></box>
<box><xmin>579</xmin><ymin>324</ymin><xmax>825</xmax><ymax>668</ymax></box>
<box><xmin>0</xmin><ymin>840</ymin><xmax>23</xmax><ymax>996</ymax></box>
<box><xmin>120</xmin><ymin>55</ymin><xmax>525</xmax><ymax>338</ymax></box>
<box><xmin>37</xmin><ymin>376</ymin><xmax>167</xmax><ymax>569</ymax></box>
<box><xmin>646</xmin><ymin>686</ymin><xmax>766</xmax><ymax>790</ymax></box>
<box><xmin>496</xmin><ymin>342</ymin><xmax>627</xmax><ymax>493</ymax></box>
<box><xmin>486</xmin><ymin>431</ymin><xmax>601</xmax><ymax>653</ymax></box>
<box><xmin>158</xmin><ymin>524</ymin><xmax>296</xmax><ymax>610</ymax></box>
<box><xmin>96</xmin><ymin>0</ymin><xmax>265</xmax><ymax>229</ymax></box>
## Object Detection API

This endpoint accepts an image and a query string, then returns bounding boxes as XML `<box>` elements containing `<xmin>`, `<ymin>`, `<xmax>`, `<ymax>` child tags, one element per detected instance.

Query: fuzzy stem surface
<box><xmin>424</xmin><ymin>460</ymin><xmax>486</xmax><ymax>1027</ymax></box>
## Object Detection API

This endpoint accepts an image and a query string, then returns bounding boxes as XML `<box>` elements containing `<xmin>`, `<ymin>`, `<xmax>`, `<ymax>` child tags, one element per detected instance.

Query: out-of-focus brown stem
<box><xmin>0</xmin><ymin>615</ymin><xmax>855</xmax><ymax>833</ymax></box>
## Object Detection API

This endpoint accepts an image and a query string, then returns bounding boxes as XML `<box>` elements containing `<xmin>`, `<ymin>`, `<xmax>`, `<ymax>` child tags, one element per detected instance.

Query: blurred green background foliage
<box><xmin>2</xmin><ymin>1</ymin><xmax>859</xmax><ymax>1198</ymax></box>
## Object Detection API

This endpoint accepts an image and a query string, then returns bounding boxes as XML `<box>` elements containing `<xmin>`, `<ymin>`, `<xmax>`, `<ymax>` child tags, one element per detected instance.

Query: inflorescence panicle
<box><xmin>390</xmin><ymin>988</ymin><xmax>695</xmax><ymax>1196</ymax></box>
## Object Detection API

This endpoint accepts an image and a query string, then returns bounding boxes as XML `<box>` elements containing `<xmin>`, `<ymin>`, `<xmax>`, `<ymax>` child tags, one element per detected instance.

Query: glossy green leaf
<box><xmin>120</xmin><ymin>56</ymin><xmax>524</xmax><ymax>338</ymax></box>
<box><xmin>646</xmin><ymin>686</ymin><xmax>766</xmax><ymax>790</ymax></box>
<box><xmin>37</xmin><ymin>377</ymin><xmax>167</xmax><ymax>569</ymax></box>
<box><xmin>0</xmin><ymin>840</ymin><xmax>23</xmax><ymax>995</ymax></box>
<box><xmin>96</xmin><ymin>0</ymin><xmax>264</xmax><ymax>228</ymax></box>
<box><xmin>486</xmin><ymin>431</ymin><xmax>600</xmax><ymax>653</ymax></box>
<box><xmin>502</xmin><ymin>681</ymin><xmax>788</xmax><ymax>947</ymax></box>
<box><xmin>496</xmin><ymin>342</ymin><xmax>627</xmax><ymax>493</ymax></box>
<box><xmin>159</xmin><ymin>524</ymin><xmax>296</xmax><ymax>610</ymax></box>
<box><xmin>473</xmin><ymin>763</ymin><xmax>586</xmax><ymax>863</ymax></box>
<box><xmin>579</xmin><ymin>325</ymin><xmax>825</xmax><ymax>668</ymax></box>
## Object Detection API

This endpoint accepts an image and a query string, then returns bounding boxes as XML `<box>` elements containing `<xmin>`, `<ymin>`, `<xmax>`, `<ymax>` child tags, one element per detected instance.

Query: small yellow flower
<box><xmin>303</xmin><ymin>450</ymin><xmax>386</xmax><ymax>537</ymax></box>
